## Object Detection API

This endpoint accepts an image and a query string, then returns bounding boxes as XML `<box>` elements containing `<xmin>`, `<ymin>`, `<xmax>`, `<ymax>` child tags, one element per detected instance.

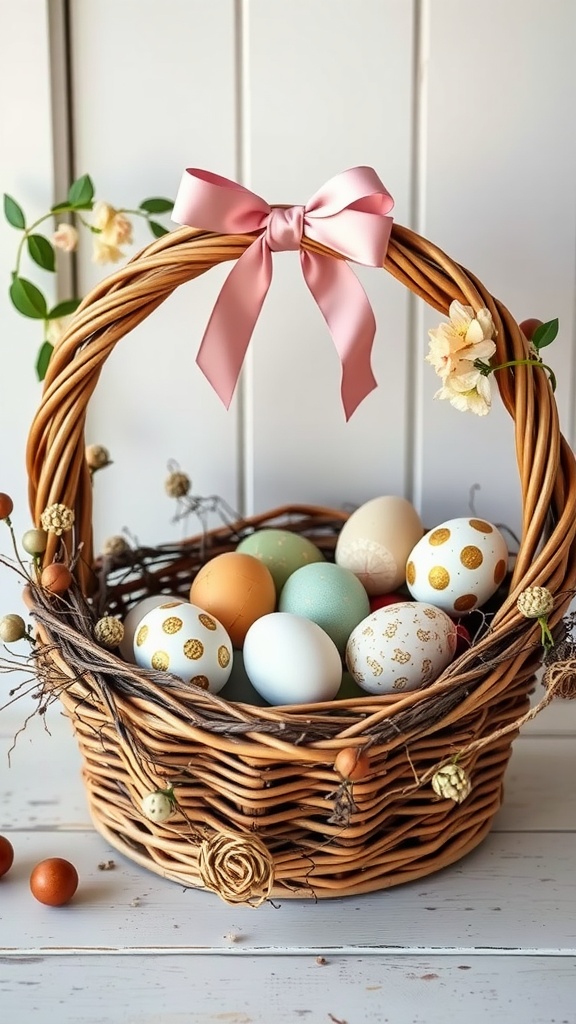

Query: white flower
<box><xmin>92</xmin><ymin>238</ymin><xmax>123</xmax><ymax>265</ymax></box>
<box><xmin>52</xmin><ymin>223</ymin><xmax>79</xmax><ymax>252</ymax></box>
<box><xmin>92</xmin><ymin>201</ymin><xmax>133</xmax><ymax>247</ymax></box>
<box><xmin>46</xmin><ymin>317</ymin><xmax>71</xmax><ymax>347</ymax></box>
<box><xmin>427</xmin><ymin>301</ymin><xmax>496</xmax><ymax>381</ymax></box>
<box><xmin>434</xmin><ymin>369</ymin><xmax>492</xmax><ymax>416</ymax></box>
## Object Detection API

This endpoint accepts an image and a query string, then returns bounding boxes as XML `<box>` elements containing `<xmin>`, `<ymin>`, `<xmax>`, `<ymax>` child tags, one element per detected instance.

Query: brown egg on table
<box><xmin>30</xmin><ymin>857</ymin><xmax>78</xmax><ymax>906</ymax></box>
<box><xmin>190</xmin><ymin>552</ymin><xmax>276</xmax><ymax>648</ymax></box>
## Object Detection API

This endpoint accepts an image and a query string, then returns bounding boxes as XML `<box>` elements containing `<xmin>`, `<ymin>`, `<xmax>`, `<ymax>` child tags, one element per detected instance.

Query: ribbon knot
<box><xmin>265</xmin><ymin>205</ymin><xmax>304</xmax><ymax>252</ymax></box>
<box><xmin>172</xmin><ymin>166</ymin><xmax>394</xmax><ymax>420</ymax></box>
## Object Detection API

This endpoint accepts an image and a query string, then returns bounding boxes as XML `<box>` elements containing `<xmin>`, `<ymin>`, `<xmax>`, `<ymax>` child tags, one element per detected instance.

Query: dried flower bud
<box><xmin>102</xmin><ymin>535</ymin><xmax>130</xmax><ymax>558</ymax></box>
<box><xmin>165</xmin><ymin>471</ymin><xmax>190</xmax><ymax>499</ymax></box>
<box><xmin>0</xmin><ymin>614</ymin><xmax>27</xmax><ymax>643</ymax></box>
<box><xmin>40</xmin><ymin>503</ymin><xmax>75</xmax><ymax>536</ymax></box>
<box><xmin>431</xmin><ymin>763</ymin><xmax>472</xmax><ymax>804</ymax></box>
<box><xmin>517</xmin><ymin>586</ymin><xmax>554</xmax><ymax>619</ymax></box>
<box><xmin>141</xmin><ymin>790</ymin><xmax>174</xmax><ymax>823</ymax></box>
<box><xmin>0</xmin><ymin>493</ymin><xmax>14</xmax><ymax>520</ymax></box>
<box><xmin>86</xmin><ymin>444</ymin><xmax>111</xmax><ymax>471</ymax></box>
<box><xmin>22</xmin><ymin>528</ymin><xmax>48</xmax><ymax>555</ymax></box>
<box><xmin>94</xmin><ymin>616</ymin><xmax>124</xmax><ymax>648</ymax></box>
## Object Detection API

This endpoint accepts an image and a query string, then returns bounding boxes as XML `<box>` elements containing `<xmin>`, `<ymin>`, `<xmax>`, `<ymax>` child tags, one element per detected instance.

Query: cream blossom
<box><xmin>92</xmin><ymin>238</ymin><xmax>123</xmax><ymax>265</ymax></box>
<box><xmin>427</xmin><ymin>301</ymin><xmax>496</xmax><ymax>381</ymax></box>
<box><xmin>46</xmin><ymin>316</ymin><xmax>71</xmax><ymax>347</ymax></box>
<box><xmin>52</xmin><ymin>223</ymin><xmax>79</xmax><ymax>252</ymax></box>
<box><xmin>92</xmin><ymin>201</ymin><xmax>133</xmax><ymax>247</ymax></box>
<box><xmin>434</xmin><ymin>368</ymin><xmax>492</xmax><ymax>416</ymax></box>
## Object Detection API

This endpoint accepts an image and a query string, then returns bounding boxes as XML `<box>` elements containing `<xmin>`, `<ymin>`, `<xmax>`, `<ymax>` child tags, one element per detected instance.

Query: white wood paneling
<box><xmin>0</xmin><ymin>0</ymin><xmax>56</xmax><ymax>706</ymax></box>
<box><xmin>244</xmin><ymin>0</ymin><xmax>416</xmax><ymax>512</ymax></box>
<box><xmin>415</xmin><ymin>0</ymin><xmax>576</xmax><ymax>533</ymax></box>
<box><xmin>68</xmin><ymin>0</ymin><xmax>241</xmax><ymax>550</ymax></box>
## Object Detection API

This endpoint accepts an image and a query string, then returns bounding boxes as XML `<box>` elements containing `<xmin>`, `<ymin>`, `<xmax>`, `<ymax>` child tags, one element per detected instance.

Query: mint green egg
<box><xmin>278</xmin><ymin>562</ymin><xmax>370</xmax><ymax>654</ymax></box>
<box><xmin>236</xmin><ymin>528</ymin><xmax>325</xmax><ymax>596</ymax></box>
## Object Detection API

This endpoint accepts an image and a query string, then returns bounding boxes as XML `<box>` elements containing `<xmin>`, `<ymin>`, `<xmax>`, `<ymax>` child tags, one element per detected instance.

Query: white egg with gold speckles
<box><xmin>345</xmin><ymin>602</ymin><xmax>457</xmax><ymax>694</ymax></box>
<box><xmin>133</xmin><ymin>600</ymin><xmax>233</xmax><ymax>693</ymax></box>
<box><xmin>405</xmin><ymin>517</ymin><xmax>509</xmax><ymax>615</ymax></box>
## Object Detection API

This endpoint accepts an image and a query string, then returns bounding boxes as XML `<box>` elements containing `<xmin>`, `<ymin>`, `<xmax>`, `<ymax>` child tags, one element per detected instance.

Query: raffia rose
<box><xmin>198</xmin><ymin>830</ymin><xmax>274</xmax><ymax>906</ymax></box>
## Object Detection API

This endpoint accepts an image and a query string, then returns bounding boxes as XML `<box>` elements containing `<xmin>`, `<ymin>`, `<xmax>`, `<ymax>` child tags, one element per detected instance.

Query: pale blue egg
<box><xmin>278</xmin><ymin>562</ymin><xmax>370</xmax><ymax>654</ymax></box>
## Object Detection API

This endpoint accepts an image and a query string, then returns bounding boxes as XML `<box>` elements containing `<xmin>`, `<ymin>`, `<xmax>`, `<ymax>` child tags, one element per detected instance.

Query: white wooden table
<box><xmin>1</xmin><ymin>708</ymin><xmax>574</xmax><ymax>1024</ymax></box>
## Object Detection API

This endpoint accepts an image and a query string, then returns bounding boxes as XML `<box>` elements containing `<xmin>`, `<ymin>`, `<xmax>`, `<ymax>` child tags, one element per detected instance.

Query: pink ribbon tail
<box><xmin>302</xmin><ymin>251</ymin><xmax>378</xmax><ymax>421</ymax></box>
<box><xmin>196</xmin><ymin>237</ymin><xmax>272</xmax><ymax>408</ymax></box>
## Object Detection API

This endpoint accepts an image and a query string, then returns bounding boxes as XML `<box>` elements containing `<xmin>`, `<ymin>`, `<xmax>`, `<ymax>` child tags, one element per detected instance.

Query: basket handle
<box><xmin>25</xmin><ymin>222</ymin><xmax>576</xmax><ymax>614</ymax></box>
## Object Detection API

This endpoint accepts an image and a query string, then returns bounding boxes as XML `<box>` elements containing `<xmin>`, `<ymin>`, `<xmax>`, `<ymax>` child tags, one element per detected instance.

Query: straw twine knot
<box><xmin>94</xmin><ymin>615</ymin><xmax>125</xmax><ymax>648</ymax></box>
<box><xmin>165</xmin><ymin>470</ymin><xmax>191</xmax><ymax>498</ymax></box>
<box><xmin>517</xmin><ymin>586</ymin><xmax>554</xmax><ymax>618</ymax></box>
<box><xmin>543</xmin><ymin>659</ymin><xmax>576</xmax><ymax>700</ymax></box>
<box><xmin>431</xmin><ymin>763</ymin><xmax>472</xmax><ymax>804</ymax></box>
<box><xmin>40</xmin><ymin>503</ymin><xmax>75</xmax><ymax>536</ymax></box>
<box><xmin>198</xmin><ymin>829</ymin><xmax>274</xmax><ymax>906</ymax></box>
<box><xmin>102</xmin><ymin>534</ymin><xmax>130</xmax><ymax>558</ymax></box>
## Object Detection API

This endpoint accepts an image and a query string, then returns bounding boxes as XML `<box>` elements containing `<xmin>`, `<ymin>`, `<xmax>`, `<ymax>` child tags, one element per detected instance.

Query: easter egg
<box><xmin>243</xmin><ymin>612</ymin><xmax>342</xmax><ymax>705</ymax></box>
<box><xmin>133</xmin><ymin>600</ymin><xmax>233</xmax><ymax>693</ymax></box>
<box><xmin>120</xmin><ymin>594</ymin><xmax>180</xmax><ymax>662</ymax></box>
<box><xmin>236</xmin><ymin>528</ymin><xmax>325</xmax><ymax>595</ymax></box>
<box><xmin>335</xmin><ymin>496</ymin><xmax>424</xmax><ymax>595</ymax></box>
<box><xmin>406</xmin><ymin>517</ymin><xmax>509</xmax><ymax>615</ymax></box>
<box><xmin>346</xmin><ymin>602</ymin><xmax>457</xmax><ymax>694</ymax></box>
<box><xmin>190</xmin><ymin>552</ymin><xmax>276</xmax><ymax>648</ymax></box>
<box><xmin>278</xmin><ymin>562</ymin><xmax>370</xmax><ymax>654</ymax></box>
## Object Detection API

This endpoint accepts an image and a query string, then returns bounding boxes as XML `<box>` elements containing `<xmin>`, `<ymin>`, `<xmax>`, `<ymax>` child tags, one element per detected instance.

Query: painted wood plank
<box><xmin>2</xmin><ymin>714</ymin><xmax>573</xmax><ymax>832</ymax></box>
<box><xmin>68</xmin><ymin>0</ymin><xmax>241</xmax><ymax>550</ymax></box>
<box><xmin>415</xmin><ymin>0</ymin><xmax>576</xmax><ymax>535</ymax></box>
<box><xmin>244</xmin><ymin>0</ymin><xmax>416</xmax><ymax>513</ymax></box>
<box><xmin>0</xmin><ymin>827</ymin><xmax>574</xmax><ymax>954</ymax></box>
<box><xmin>0</xmin><ymin>953</ymin><xmax>575</xmax><ymax>1024</ymax></box>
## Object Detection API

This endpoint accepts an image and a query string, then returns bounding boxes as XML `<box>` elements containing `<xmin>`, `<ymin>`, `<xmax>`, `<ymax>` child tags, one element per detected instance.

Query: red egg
<box><xmin>369</xmin><ymin>592</ymin><xmax>410</xmax><ymax>613</ymax></box>
<box><xmin>0</xmin><ymin>835</ymin><xmax>14</xmax><ymax>877</ymax></box>
<box><xmin>30</xmin><ymin>857</ymin><xmax>78</xmax><ymax>906</ymax></box>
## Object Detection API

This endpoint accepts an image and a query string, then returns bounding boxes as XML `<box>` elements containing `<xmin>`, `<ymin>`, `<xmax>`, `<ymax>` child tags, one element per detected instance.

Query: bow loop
<box><xmin>172</xmin><ymin>166</ymin><xmax>394</xmax><ymax>419</ymax></box>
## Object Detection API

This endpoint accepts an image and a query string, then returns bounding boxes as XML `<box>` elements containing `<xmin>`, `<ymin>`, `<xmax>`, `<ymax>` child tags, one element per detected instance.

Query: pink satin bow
<box><xmin>172</xmin><ymin>167</ymin><xmax>394</xmax><ymax>420</ymax></box>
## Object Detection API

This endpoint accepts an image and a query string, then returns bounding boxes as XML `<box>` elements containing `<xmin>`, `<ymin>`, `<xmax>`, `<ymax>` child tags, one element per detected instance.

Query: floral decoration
<box><xmin>3</xmin><ymin>175</ymin><xmax>174</xmax><ymax>380</ymax></box>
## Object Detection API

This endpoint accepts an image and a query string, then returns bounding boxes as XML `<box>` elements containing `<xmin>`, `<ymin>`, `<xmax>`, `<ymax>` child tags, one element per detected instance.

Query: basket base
<box><xmin>87</xmin><ymin>793</ymin><xmax>501</xmax><ymax>902</ymax></box>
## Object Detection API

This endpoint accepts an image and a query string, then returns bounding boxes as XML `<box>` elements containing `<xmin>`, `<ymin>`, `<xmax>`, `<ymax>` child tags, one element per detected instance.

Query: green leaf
<box><xmin>48</xmin><ymin>298</ymin><xmax>81</xmax><ymax>319</ymax></box>
<box><xmin>3</xmin><ymin>193</ymin><xmax>26</xmax><ymax>229</ymax></box>
<box><xmin>36</xmin><ymin>341</ymin><xmax>53</xmax><ymax>381</ymax></box>
<box><xmin>149</xmin><ymin>220</ymin><xmax>170</xmax><ymax>238</ymax></box>
<box><xmin>9</xmin><ymin>276</ymin><xmax>48</xmax><ymax>319</ymax></box>
<box><xmin>27</xmin><ymin>233</ymin><xmax>56</xmax><ymax>272</ymax></box>
<box><xmin>50</xmin><ymin>201</ymin><xmax>72</xmax><ymax>213</ymax></box>
<box><xmin>532</xmin><ymin>318</ymin><xmax>559</xmax><ymax>351</ymax></box>
<box><xmin>67</xmin><ymin>173</ymin><xmax>94</xmax><ymax>208</ymax></box>
<box><xmin>140</xmin><ymin>197</ymin><xmax>174</xmax><ymax>214</ymax></box>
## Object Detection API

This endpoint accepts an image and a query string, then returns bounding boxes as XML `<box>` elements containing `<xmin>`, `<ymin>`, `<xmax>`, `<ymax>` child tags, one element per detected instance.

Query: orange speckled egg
<box><xmin>190</xmin><ymin>552</ymin><xmax>276</xmax><ymax>648</ymax></box>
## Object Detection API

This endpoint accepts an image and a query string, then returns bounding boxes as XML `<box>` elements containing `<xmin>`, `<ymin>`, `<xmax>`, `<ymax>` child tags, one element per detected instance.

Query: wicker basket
<box><xmin>23</xmin><ymin>200</ymin><xmax>576</xmax><ymax>906</ymax></box>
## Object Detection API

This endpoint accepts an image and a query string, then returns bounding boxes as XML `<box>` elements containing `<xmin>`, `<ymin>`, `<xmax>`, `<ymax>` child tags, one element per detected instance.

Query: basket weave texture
<box><xmin>24</xmin><ymin>218</ymin><xmax>576</xmax><ymax>904</ymax></box>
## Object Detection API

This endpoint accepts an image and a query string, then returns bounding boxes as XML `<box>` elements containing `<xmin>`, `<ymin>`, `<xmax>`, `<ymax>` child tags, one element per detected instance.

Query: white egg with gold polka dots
<box><xmin>345</xmin><ymin>601</ymin><xmax>457</xmax><ymax>694</ymax></box>
<box><xmin>405</xmin><ymin>517</ymin><xmax>509</xmax><ymax>615</ymax></box>
<box><xmin>133</xmin><ymin>600</ymin><xmax>233</xmax><ymax>693</ymax></box>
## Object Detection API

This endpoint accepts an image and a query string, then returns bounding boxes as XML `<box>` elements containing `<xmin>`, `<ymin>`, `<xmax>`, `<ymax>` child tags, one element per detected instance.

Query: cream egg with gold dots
<box><xmin>405</xmin><ymin>517</ymin><xmax>509</xmax><ymax>615</ymax></box>
<box><xmin>133</xmin><ymin>600</ymin><xmax>233</xmax><ymax>693</ymax></box>
<box><xmin>345</xmin><ymin>601</ymin><xmax>457</xmax><ymax>694</ymax></box>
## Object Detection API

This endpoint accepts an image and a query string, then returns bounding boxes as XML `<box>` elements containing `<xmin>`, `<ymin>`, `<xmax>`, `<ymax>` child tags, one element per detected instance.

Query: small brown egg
<box><xmin>30</xmin><ymin>857</ymin><xmax>78</xmax><ymax>906</ymax></box>
<box><xmin>0</xmin><ymin>835</ymin><xmax>14</xmax><ymax>877</ymax></box>
<box><xmin>41</xmin><ymin>563</ymin><xmax>73</xmax><ymax>595</ymax></box>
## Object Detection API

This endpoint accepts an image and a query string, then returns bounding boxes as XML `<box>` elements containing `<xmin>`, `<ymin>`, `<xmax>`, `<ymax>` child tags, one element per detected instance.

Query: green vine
<box><xmin>3</xmin><ymin>173</ymin><xmax>174</xmax><ymax>380</ymax></box>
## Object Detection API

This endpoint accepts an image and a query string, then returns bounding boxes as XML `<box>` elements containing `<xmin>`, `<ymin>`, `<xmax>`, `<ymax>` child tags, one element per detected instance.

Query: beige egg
<box><xmin>335</xmin><ymin>496</ymin><xmax>424</xmax><ymax>595</ymax></box>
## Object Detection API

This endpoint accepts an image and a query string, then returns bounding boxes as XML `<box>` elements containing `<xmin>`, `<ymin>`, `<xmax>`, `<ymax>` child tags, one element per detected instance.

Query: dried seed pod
<box><xmin>431</xmin><ymin>764</ymin><xmax>472</xmax><ymax>804</ymax></box>
<box><xmin>0</xmin><ymin>614</ymin><xmax>27</xmax><ymax>643</ymax></box>
<box><xmin>40</xmin><ymin>503</ymin><xmax>75</xmax><ymax>536</ymax></box>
